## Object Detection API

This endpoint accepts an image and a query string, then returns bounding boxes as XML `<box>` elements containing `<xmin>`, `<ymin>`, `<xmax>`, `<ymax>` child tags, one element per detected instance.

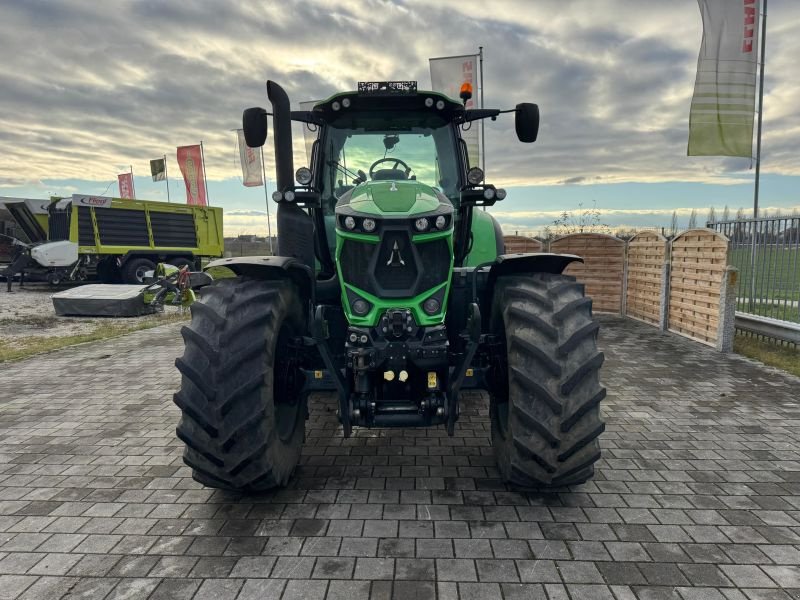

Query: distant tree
<box><xmin>736</xmin><ymin>207</ymin><xmax>746</xmax><ymax>220</ymax></box>
<box><xmin>687</xmin><ymin>209</ymin><xmax>697</xmax><ymax>229</ymax></box>
<box><xmin>670</xmin><ymin>211</ymin><xmax>679</xmax><ymax>237</ymax></box>
<box><xmin>722</xmin><ymin>205</ymin><xmax>730</xmax><ymax>221</ymax></box>
<box><xmin>551</xmin><ymin>201</ymin><xmax>611</xmax><ymax>236</ymax></box>
<box><xmin>707</xmin><ymin>206</ymin><xmax>716</xmax><ymax>226</ymax></box>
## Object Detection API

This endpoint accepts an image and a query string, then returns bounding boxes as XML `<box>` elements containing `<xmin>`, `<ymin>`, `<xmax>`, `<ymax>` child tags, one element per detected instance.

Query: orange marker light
<box><xmin>459</xmin><ymin>82</ymin><xmax>473</xmax><ymax>102</ymax></box>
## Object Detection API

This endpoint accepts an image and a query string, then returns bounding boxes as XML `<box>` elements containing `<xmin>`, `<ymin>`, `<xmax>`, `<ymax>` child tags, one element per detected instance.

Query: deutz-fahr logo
<box><xmin>386</xmin><ymin>240</ymin><xmax>405</xmax><ymax>267</ymax></box>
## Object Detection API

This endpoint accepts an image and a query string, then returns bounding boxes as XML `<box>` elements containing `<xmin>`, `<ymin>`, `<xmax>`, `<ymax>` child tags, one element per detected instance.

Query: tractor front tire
<box><xmin>174</xmin><ymin>277</ymin><xmax>306</xmax><ymax>492</ymax></box>
<box><xmin>490</xmin><ymin>273</ymin><xmax>606</xmax><ymax>488</ymax></box>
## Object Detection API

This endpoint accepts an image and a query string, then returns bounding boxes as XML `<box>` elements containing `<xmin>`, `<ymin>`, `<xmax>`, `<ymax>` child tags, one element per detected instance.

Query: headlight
<box><xmin>483</xmin><ymin>188</ymin><xmax>496</xmax><ymax>200</ymax></box>
<box><xmin>295</xmin><ymin>167</ymin><xmax>312</xmax><ymax>185</ymax></box>
<box><xmin>362</xmin><ymin>218</ymin><xmax>376</xmax><ymax>232</ymax></box>
<box><xmin>436</xmin><ymin>100</ymin><xmax>445</xmax><ymax>110</ymax></box>
<box><xmin>342</xmin><ymin>98</ymin><xmax>351</xmax><ymax>108</ymax></box>
<box><xmin>283</xmin><ymin>190</ymin><xmax>296</xmax><ymax>202</ymax></box>
<box><xmin>496</xmin><ymin>188</ymin><xmax>507</xmax><ymax>200</ymax></box>
<box><xmin>344</xmin><ymin>216</ymin><xmax>356</xmax><ymax>230</ymax></box>
<box><xmin>272</xmin><ymin>191</ymin><xmax>283</xmax><ymax>201</ymax></box>
<box><xmin>352</xmin><ymin>299</ymin><xmax>370</xmax><ymax>315</ymax></box>
<box><xmin>435</xmin><ymin>215</ymin><xmax>447</xmax><ymax>230</ymax></box>
<box><xmin>414</xmin><ymin>217</ymin><xmax>429</xmax><ymax>231</ymax></box>
<box><xmin>467</xmin><ymin>167</ymin><xmax>484</xmax><ymax>186</ymax></box>
<box><xmin>423</xmin><ymin>297</ymin><xmax>441</xmax><ymax>315</ymax></box>
<box><xmin>424</xmin><ymin>97</ymin><xmax>434</xmax><ymax>107</ymax></box>
<box><xmin>332</xmin><ymin>101</ymin><xmax>341</xmax><ymax>111</ymax></box>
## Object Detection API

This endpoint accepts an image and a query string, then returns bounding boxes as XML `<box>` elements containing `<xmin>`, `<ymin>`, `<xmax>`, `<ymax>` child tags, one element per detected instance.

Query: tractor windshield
<box><xmin>320</xmin><ymin>117</ymin><xmax>461</xmax><ymax>213</ymax></box>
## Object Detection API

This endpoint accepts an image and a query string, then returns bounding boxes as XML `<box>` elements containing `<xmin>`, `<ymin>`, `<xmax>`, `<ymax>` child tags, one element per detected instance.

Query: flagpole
<box><xmin>479</xmin><ymin>46</ymin><xmax>485</xmax><ymax>176</ymax></box>
<box><xmin>200</xmin><ymin>140</ymin><xmax>210</xmax><ymax>206</ymax></box>
<box><xmin>748</xmin><ymin>0</ymin><xmax>768</xmax><ymax>311</ymax></box>
<box><xmin>260</xmin><ymin>150</ymin><xmax>274</xmax><ymax>254</ymax></box>
<box><xmin>130</xmin><ymin>165</ymin><xmax>136</xmax><ymax>199</ymax></box>
<box><xmin>163</xmin><ymin>155</ymin><xmax>171</xmax><ymax>203</ymax></box>
<box><xmin>753</xmin><ymin>0</ymin><xmax>767</xmax><ymax>218</ymax></box>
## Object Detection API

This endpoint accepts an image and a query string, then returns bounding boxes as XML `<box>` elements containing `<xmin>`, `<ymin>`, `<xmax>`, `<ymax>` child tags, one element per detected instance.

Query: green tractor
<box><xmin>174</xmin><ymin>80</ymin><xmax>605</xmax><ymax>491</ymax></box>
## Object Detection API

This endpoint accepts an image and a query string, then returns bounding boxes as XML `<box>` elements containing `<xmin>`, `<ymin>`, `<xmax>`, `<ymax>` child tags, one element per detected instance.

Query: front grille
<box><xmin>374</xmin><ymin>231</ymin><xmax>418</xmax><ymax>291</ymax></box>
<box><xmin>338</xmin><ymin>229</ymin><xmax>451</xmax><ymax>299</ymax></box>
<box><xmin>339</xmin><ymin>238</ymin><xmax>373</xmax><ymax>292</ymax></box>
<box><xmin>416</xmin><ymin>238</ymin><xmax>451</xmax><ymax>291</ymax></box>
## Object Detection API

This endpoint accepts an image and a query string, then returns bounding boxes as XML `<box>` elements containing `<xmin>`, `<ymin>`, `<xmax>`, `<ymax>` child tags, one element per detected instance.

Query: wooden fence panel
<box><xmin>550</xmin><ymin>233</ymin><xmax>626</xmax><ymax>314</ymax></box>
<box><xmin>626</xmin><ymin>231</ymin><xmax>667</xmax><ymax>326</ymax></box>
<box><xmin>503</xmin><ymin>235</ymin><xmax>543</xmax><ymax>253</ymax></box>
<box><xmin>668</xmin><ymin>228</ymin><xmax>729</xmax><ymax>346</ymax></box>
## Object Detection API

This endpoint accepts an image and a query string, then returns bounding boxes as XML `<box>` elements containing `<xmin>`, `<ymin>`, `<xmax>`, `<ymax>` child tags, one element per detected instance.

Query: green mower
<box><xmin>174</xmin><ymin>79</ymin><xmax>605</xmax><ymax>491</ymax></box>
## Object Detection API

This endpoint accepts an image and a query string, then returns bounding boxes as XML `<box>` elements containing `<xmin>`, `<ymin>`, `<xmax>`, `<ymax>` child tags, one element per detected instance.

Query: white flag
<box><xmin>688</xmin><ymin>0</ymin><xmax>760</xmax><ymax>157</ymax></box>
<box><xmin>430</xmin><ymin>54</ymin><xmax>481</xmax><ymax>167</ymax></box>
<box><xmin>237</xmin><ymin>129</ymin><xmax>263</xmax><ymax>187</ymax></box>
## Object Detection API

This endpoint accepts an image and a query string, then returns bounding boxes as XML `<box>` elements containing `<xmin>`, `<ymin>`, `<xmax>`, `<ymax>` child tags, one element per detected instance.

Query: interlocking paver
<box><xmin>0</xmin><ymin>318</ymin><xmax>799</xmax><ymax>599</ymax></box>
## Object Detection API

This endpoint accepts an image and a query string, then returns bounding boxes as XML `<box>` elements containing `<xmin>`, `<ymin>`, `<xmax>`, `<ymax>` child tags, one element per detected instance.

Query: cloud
<box><xmin>0</xmin><ymin>0</ymin><xmax>798</xmax><ymax>194</ymax></box>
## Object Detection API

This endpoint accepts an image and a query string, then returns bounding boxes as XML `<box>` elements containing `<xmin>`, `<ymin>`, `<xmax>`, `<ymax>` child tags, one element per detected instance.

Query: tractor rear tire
<box><xmin>174</xmin><ymin>277</ymin><xmax>306</xmax><ymax>492</ymax></box>
<box><xmin>490</xmin><ymin>273</ymin><xmax>606</xmax><ymax>488</ymax></box>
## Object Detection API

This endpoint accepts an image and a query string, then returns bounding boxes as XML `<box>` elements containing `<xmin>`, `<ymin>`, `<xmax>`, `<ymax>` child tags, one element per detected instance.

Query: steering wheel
<box><xmin>369</xmin><ymin>157</ymin><xmax>411</xmax><ymax>180</ymax></box>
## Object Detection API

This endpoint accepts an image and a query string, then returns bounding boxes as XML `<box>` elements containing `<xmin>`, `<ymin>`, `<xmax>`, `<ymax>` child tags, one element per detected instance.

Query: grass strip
<box><xmin>734</xmin><ymin>335</ymin><xmax>800</xmax><ymax>378</ymax></box>
<box><xmin>0</xmin><ymin>312</ymin><xmax>188</xmax><ymax>362</ymax></box>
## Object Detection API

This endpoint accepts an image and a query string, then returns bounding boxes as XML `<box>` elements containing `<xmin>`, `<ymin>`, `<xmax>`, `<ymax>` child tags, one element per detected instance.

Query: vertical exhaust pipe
<box><xmin>265</xmin><ymin>80</ymin><xmax>314</xmax><ymax>267</ymax></box>
<box><xmin>266</xmin><ymin>81</ymin><xmax>294</xmax><ymax>192</ymax></box>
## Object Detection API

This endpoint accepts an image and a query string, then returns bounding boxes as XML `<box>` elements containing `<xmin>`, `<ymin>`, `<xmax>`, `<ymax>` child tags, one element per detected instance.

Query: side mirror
<box><xmin>243</xmin><ymin>107</ymin><xmax>268</xmax><ymax>147</ymax></box>
<box><xmin>515</xmin><ymin>103</ymin><xmax>539</xmax><ymax>143</ymax></box>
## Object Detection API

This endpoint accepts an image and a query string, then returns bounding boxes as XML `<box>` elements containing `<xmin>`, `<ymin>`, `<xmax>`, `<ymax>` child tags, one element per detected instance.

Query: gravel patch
<box><xmin>0</xmin><ymin>283</ymin><xmax>184</xmax><ymax>353</ymax></box>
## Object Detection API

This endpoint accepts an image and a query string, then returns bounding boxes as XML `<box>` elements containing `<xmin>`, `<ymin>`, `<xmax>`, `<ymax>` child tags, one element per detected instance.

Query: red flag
<box><xmin>118</xmin><ymin>173</ymin><xmax>134</xmax><ymax>199</ymax></box>
<box><xmin>176</xmin><ymin>144</ymin><xmax>207</xmax><ymax>206</ymax></box>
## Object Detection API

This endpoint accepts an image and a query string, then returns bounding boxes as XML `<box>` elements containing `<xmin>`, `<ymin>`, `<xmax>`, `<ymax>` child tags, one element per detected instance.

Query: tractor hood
<box><xmin>345</xmin><ymin>180</ymin><xmax>444</xmax><ymax>216</ymax></box>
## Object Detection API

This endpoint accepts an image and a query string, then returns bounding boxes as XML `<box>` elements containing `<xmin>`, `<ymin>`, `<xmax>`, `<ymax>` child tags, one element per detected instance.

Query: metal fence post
<box><xmin>659</xmin><ymin>259</ymin><xmax>670</xmax><ymax>331</ymax></box>
<box><xmin>717</xmin><ymin>266</ymin><xmax>739</xmax><ymax>352</ymax></box>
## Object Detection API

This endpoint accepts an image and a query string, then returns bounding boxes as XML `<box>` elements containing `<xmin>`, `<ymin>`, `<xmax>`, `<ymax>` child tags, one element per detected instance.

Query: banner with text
<box><xmin>176</xmin><ymin>144</ymin><xmax>207</xmax><ymax>206</ymax></box>
<box><xmin>117</xmin><ymin>172</ymin><xmax>134</xmax><ymax>199</ymax></box>
<box><xmin>688</xmin><ymin>0</ymin><xmax>760</xmax><ymax>157</ymax></box>
<box><xmin>237</xmin><ymin>129</ymin><xmax>263</xmax><ymax>187</ymax></box>
<box><xmin>429</xmin><ymin>54</ymin><xmax>480</xmax><ymax>166</ymax></box>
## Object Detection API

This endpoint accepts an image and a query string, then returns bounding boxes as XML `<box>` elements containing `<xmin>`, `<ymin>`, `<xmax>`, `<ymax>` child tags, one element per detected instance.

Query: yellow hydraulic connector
<box><xmin>427</xmin><ymin>371</ymin><xmax>438</xmax><ymax>390</ymax></box>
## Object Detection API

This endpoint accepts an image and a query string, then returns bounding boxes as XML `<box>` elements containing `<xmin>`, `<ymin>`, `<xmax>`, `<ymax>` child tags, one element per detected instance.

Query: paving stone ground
<box><xmin>1</xmin><ymin>316</ymin><xmax>800</xmax><ymax>599</ymax></box>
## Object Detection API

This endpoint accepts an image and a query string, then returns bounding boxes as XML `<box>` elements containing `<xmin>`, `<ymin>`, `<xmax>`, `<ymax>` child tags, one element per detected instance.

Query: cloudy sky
<box><xmin>1</xmin><ymin>0</ymin><xmax>798</xmax><ymax>236</ymax></box>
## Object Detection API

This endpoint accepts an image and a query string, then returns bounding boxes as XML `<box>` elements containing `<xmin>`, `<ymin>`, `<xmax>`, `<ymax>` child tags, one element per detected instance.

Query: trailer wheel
<box><xmin>174</xmin><ymin>277</ymin><xmax>306</xmax><ymax>491</ymax></box>
<box><xmin>121</xmin><ymin>257</ymin><xmax>156</xmax><ymax>284</ymax></box>
<box><xmin>490</xmin><ymin>273</ymin><xmax>605</xmax><ymax>488</ymax></box>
